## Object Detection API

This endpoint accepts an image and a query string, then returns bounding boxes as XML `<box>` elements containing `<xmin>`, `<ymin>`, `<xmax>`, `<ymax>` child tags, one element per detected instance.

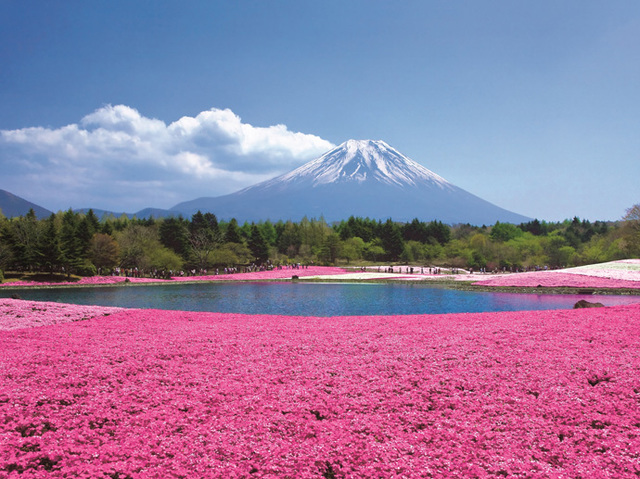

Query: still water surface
<box><xmin>2</xmin><ymin>282</ymin><xmax>639</xmax><ymax>316</ymax></box>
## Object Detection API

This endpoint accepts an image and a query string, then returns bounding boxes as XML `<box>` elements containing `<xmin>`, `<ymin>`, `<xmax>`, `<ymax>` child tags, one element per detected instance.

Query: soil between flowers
<box><xmin>1</xmin><ymin>301</ymin><xmax>640</xmax><ymax>477</ymax></box>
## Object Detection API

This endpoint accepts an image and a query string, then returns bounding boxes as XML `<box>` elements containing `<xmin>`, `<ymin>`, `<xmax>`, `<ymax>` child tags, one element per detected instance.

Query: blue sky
<box><xmin>1</xmin><ymin>1</ymin><xmax>639</xmax><ymax>221</ymax></box>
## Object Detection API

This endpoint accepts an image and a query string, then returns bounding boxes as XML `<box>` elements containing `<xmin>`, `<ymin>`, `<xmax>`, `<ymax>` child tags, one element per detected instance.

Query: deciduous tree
<box><xmin>622</xmin><ymin>204</ymin><xmax>640</xmax><ymax>257</ymax></box>
<box><xmin>89</xmin><ymin>233</ymin><xmax>120</xmax><ymax>272</ymax></box>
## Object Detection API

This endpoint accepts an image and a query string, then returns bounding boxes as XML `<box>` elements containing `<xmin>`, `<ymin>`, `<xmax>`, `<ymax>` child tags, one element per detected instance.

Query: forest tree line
<box><xmin>0</xmin><ymin>204</ymin><xmax>639</xmax><ymax>279</ymax></box>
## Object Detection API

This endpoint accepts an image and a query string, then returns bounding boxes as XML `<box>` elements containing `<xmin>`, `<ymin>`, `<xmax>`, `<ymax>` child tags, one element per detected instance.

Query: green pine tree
<box><xmin>381</xmin><ymin>219</ymin><xmax>404</xmax><ymax>261</ymax></box>
<box><xmin>225</xmin><ymin>218</ymin><xmax>243</xmax><ymax>244</ymax></box>
<box><xmin>248</xmin><ymin>224</ymin><xmax>270</xmax><ymax>263</ymax></box>
<box><xmin>39</xmin><ymin>214</ymin><xmax>62</xmax><ymax>272</ymax></box>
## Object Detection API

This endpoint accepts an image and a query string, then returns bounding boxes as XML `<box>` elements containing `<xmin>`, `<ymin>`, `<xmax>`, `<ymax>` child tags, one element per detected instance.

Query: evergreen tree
<box><xmin>425</xmin><ymin>221</ymin><xmax>451</xmax><ymax>245</ymax></box>
<box><xmin>260</xmin><ymin>220</ymin><xmax>277</xmax><ymax>246</ymax></box>
<box><xmin>225</xmin><ymin>218</ymin><xmax>242</xmax><ymax>244</ymax></box>
<box><xmin>520</xmin><ymin>219</ymin><xmax>547</xmax><ymax>236</ymax></box>
<box><xmin>39</xmin><ymin>214</ymin><xmax>62</xmax><ymax>272</ymax></box>
<box><xmin>0</xmin><ymin>213</ymin><xmax>13</xmax><ymax>275</ymax></box>
<box><xmin>8</xmin><ymin>209</ymin><xmax>42</xmax><ymax>270</ymax></box>
<box><xmin>189</xmin><ymin>212</ymin><xmax>221</xmax><ymax>243</ymax></box>
<box><xmin>85</xmin><ymin>209</ymin><xmax>100</xmax><ymax>234</ymax></box>
<box><xmin>190</xmin><ymin>211</ymin><xmax>207</xmax><ymax>234</ymax></box>
<box><xmin>239</xmin><ymin>221</ymin><xmax>252</xmax><ymax>242</ymax></box>
<box><xmin>274</xmin><ymin>220</ymin><xmax>286</xmax><ymax>246</ymax></box>
<box><xmin>402</xmin><ymin>218</ymin><xmax>430</xmax><ymax>243</ymax></box>
<box><xmin>319</xmin><ymin>232</ymin><xmax>341</xmax><ymax>264</ymax></box>
<box><xmin>299</xmin><ymin>216</ymin><xmax>330</xmax><ymax>250</ymax></box>
<box><xmin>337</xmin><ymin>220</ymin><xmax>354</xmax><ymax>241</ymax></box>
<box><xmin>203</xmin><ymin>213</ymin><xmax>220</xmax><ymax>240</ymax></box>
<box><xmin>276</xmin><ymin>221</ymin><xmax>301</xmax><ymax>256</ymax></box>
<box><xmin>159</xmin><ymin>217</ymin><xmax>190</xmax><ymax>258</ymax></box>
<box><xmin>248</xmin><ymin>224</ymin><xmax>270</xmax><ymax>263</ymax></box>
<box><xmin>101</xmin><ymin>220</ymin><xmax>114</xmax><ymax>235</ymax></box>
<box><xmin>380</xmin><ymin>219</ymin><xmax>404</xmax><ymax>261</ymax></box>
<box><xmin>111</xmin><ymin>214</ymin><xmax>130</xmax><ymax>232</ymax></box>
<box><xmin>60</xmin><ymin>209</ymin><xmax>83</xmax><ymax>273</ymax></box>
<box><xmin>343</xmin><ymin>216</ymin><xmax>377</xmax><ymax>242</ymax></box>
<box><xmin>76</xmin><ymin>212</ymin><xmax>99</xmax><ymax>260</ymax></box>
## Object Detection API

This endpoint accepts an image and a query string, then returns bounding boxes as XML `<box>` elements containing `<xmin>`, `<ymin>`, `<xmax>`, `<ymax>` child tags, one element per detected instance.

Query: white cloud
<box><xmin>0</xmin><ymin>105</ymin><xmax>335</xmax><ymax>212</ymax></box>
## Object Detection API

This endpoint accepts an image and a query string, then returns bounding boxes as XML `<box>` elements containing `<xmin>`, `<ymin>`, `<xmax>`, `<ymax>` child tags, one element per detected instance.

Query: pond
<box><xmin>2</xmin><ymin>281</ymin><xmax>639</xmax><ymax>316</ymax></box>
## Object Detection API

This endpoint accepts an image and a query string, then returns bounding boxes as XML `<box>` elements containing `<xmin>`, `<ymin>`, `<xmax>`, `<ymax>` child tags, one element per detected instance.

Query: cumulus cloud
<box><xmin>0</xmin><ymin>105</ymin><xmax>335</xmax><ymax>212</ymax></box>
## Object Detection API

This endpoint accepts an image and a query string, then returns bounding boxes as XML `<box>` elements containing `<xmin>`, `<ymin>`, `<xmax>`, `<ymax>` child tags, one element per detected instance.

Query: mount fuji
<box><xmin>171</xmin><ymin>140</ymin><xmax>530</xmax><ymax>225</ymax></box>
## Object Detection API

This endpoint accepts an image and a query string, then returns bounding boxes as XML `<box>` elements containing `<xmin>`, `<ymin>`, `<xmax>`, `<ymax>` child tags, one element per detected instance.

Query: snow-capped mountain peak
<box><xmin>257</xmin><ymin>139</ymin><xmax>453</xmax><ymax>190</ymax></box>
<box><xmin>171</xmin><ymin>139</ymin><xmax>530</xmax><ymax>225</ymax></box>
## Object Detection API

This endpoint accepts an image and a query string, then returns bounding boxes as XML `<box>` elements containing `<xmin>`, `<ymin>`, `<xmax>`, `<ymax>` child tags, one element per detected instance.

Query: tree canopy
<box><xmin>0</xmin><ymin>207</ymin><xmax>636</xmax><ymax>279</ymax></box>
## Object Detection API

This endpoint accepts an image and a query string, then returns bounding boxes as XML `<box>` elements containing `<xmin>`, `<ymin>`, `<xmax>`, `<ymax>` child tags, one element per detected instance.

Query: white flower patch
<box><xmin>560</xmin><ymin>260</ymin><xmax>640</xmax><ymax>282</ymax></box>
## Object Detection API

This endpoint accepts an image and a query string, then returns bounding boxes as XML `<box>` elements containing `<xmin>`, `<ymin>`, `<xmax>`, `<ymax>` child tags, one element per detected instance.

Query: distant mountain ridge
<box><xmin>0</xmin><ymin>191</ymin><xmax>177</xmax><ymax>220</ymax></box>
<box><xmin>0</xmin><ymin>189</ymin><xmax>52</xmax><ymax>219</ymax></box>
<box><xmin>171</xmin><ymin>140</ymin><xmax>530</xmax><ymax>225</ymax></box>
<box><xmin>2</xmin><ymin>140</ymin><xmax>531</xmax><ymax>225</ymax></box>
<box><xmin>74</xmin><ymin>208</ymin><xmax>178</xmax><ymax>220</ymax></box>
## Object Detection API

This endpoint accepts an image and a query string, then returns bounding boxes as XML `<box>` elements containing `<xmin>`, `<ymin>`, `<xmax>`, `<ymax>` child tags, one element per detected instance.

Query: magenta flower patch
<box><xmin>2</xmin><ymin>302</ymin><xmax>640</xmax><ymax>477</ymax></box>
<box><xmin>0</xmin><ymin>266</ymin><xmax>350</xmax><ymax>288</ymax></box>
<box><xmin>0</xmin><ymin>299</ymin><xmax>126</xmax><ymax>331</ymax></box>
<box><xmin>474</xmin><ymin>271</ymin><xmax>640</xmax><ymax>289</ymax></box>
<box><xmin>473</xmin><ymin>259</ymin><xmax>640</xmax><ymax>289</ymax></box>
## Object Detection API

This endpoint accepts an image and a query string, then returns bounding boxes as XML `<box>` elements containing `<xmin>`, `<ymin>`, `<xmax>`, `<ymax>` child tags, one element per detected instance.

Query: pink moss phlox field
<box><xmin>0</xmin><ymin>276</ymin><xmax>165</xmax><ymax>288</ymax></box>
<box><xmin>474</xmin><ymin>271</ymin><xmax>640</xmax><ymax>289</ymax></box>
<box><xmin>2</xmin><ymin>305</ymin><xmax>640</xmax><ymax>477</ymax></box>
<box><xmin>0</xmin><ymin>267</ymin><xmax>350</xmax><ymax>288</ymax></box>
<box><xmin>474</xmin><ymin>259</ymin><xmax>640</xmax><ymax>289</ymax></box>
<box><xmin>562</xmin><ymin>259</ymin><xmax>640</xmax><ymax>282</ymax></box>
<box><xmin>0</xmin><ymin>299</ymin><xmax>126</xmax><ymax>331</ymax></box>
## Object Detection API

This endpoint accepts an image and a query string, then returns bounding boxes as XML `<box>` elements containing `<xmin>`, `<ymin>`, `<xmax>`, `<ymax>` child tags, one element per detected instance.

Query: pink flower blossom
<box><xmin>0</xmin><ymin>267</ymin><xmax>351</xmax><ymax>289</ymax></box>
<box><xmin>0</xmin><ymin>299</ymin><xmax>126</xmax><ymax>331</ymax></box>
<box><xmin>474</xmin><ymin>271</ymin><xmax>640</xmax><ymax>289</ymax></box>
<box><xmin>562</xmin><ymin>259</ymin><xmax>640</xmax><ymax>282</ymax></box>
<box><xmin>473</xmin><ymin>260</ymin><xmax>640</xmax><ymax>289</ymax></box>
<box><xmin>2</xmin><ymin>301</ymin><xmax>640</xmax><ymax>476</ymax></box>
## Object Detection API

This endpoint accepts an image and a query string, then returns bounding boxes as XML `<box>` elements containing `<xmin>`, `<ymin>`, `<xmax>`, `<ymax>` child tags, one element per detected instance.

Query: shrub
<box><xmin>75</xmin><ymin>261</ymin><xmax>97</xmax><ymax>277</ymax></box>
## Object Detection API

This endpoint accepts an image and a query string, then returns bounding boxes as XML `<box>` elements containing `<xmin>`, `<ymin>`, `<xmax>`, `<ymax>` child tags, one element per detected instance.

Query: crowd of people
<box><xmin>108</xmin><ymin>261</ymin><xmax>314</xmax><ymax>280</ymax></box>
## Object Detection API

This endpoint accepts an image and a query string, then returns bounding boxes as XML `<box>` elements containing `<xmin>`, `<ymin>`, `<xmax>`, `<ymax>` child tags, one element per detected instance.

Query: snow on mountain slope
<box><xmin>241</xmin><ymin>140</ymin><xmax>453</xmax><ymax>192</ymax></box>
<box><xmin>171</xmin><ymin>140</ymin><xmax>530</xmax><ymax>224</ymax></box>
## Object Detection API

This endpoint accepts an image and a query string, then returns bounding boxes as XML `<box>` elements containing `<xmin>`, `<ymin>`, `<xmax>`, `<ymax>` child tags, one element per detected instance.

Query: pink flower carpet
<box><xmin>0</xmin><ymin>266</ymin><xmax>349</xmax><ymax>288</ymax></box>
<box><xmin>2</xmin><ymin>300</ymin><xmax>640</xmax><ymax>477</ymax></box>
<box><xmin>562</xmin><ymin>259</ymin><xmax>640</xmax><ymax>281</ymax></box>
<box><xmin>474</xmin><ymin>270</ymin><xmax>640</xmax><ymax>289</ymax></box>
<box><xmin>0</xmin><ymin>299</ymin><xmax>126</xmax><ymax>331</ymax></box>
